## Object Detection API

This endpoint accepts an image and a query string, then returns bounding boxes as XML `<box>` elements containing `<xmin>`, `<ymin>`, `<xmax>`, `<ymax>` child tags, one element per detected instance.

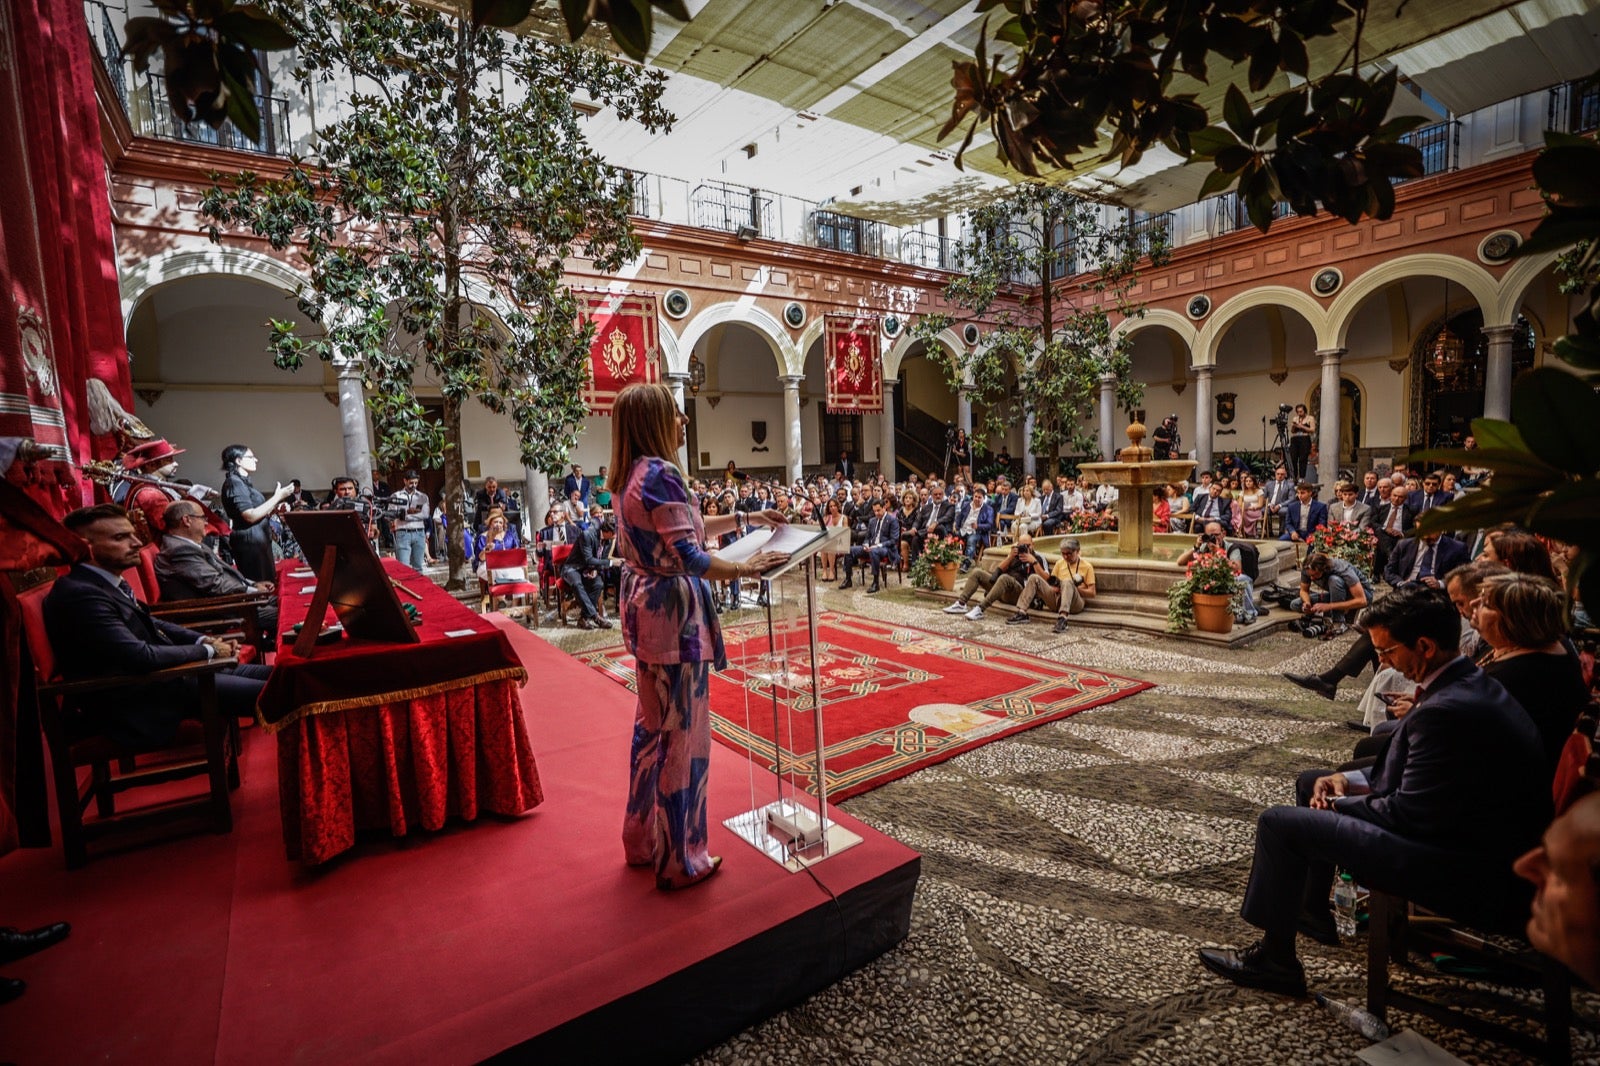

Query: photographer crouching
<box><xmin>1177</xmin><ymin>521</ymin><xmax>1262</xmax><ymax>626</ymax></box>
<box><xmin>1291</xmin><ymin>551</ymin><xmax>1373</xmax><ymax>639</ymax></box>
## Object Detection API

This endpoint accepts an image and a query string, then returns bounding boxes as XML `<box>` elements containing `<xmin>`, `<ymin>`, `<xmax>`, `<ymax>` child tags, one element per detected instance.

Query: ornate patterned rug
<box><xmin>580</xmin><ymin>611</ymin><xmax>1154</xmax><ymax>801</ymax></box>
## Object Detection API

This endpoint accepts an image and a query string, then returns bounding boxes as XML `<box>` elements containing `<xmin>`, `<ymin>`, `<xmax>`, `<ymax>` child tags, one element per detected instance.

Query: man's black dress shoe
<box><xmin>1296</xmin><ymin>909</ymin><xmax>1341</xmax><ymax>947</ymax></box>
<box><xmin>1283</xmin><ymin>672</ymin><xmax>1338</xmax><ymax>700</ymax></box>
<box><xmin>577</xmin><ymin>616</ymin><xmax>597</xmax><ymax>630</ymax></box>
<box><xmin>0</xmin><ymin>923</ymin><xmax>69</xmax><ymax>965</ymax></box>
<box><xmin>839</xmin><ymin>578</ymin><xmax>853</xmax><ymax>590</ymax></box>
<box><xmin>0</xmin><ymin>977</ymin><xmax>23</xmax><ymax>1004</ymax></box>
<box><xmin>1345</xmin><ymin>719</ymin><xmax>1372</xmax><ymax>734</ymax></box>
<box><xmin>866</xmin><ymin>582</ymin><xmax>881</xmax><ymax>594</ymax></box>
<box><xmin>1197</xmin><ymin>940</ymin><xmax>1306</xmax><ymax>997</ymax></box>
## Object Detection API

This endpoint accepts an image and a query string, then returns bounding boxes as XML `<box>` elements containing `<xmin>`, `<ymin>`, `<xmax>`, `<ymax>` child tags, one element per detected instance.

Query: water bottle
<box><xmin>1333</xmin><ymin>871</ymin><xmax>1359</xmax><ymax>939</ymax></box>
<box><xmin>1314</xmin><ymin>993</ymin><xmax>1390</xmax><ymax>1041</ymax></box>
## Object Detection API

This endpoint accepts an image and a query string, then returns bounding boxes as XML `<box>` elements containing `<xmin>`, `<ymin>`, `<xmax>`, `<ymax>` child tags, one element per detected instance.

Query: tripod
<box><xmin>1270</xmin><ymin>420</ymin><xmax>1295</xmax><ymax>481</ymax></box>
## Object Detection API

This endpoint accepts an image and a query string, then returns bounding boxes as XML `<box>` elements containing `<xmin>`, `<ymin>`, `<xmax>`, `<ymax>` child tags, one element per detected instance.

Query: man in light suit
<box><xmin>1201</xmin><ymin>588</ymin><xmax>1547</xmax><ymax>996</ymax></box>
<box><xmin>1263</xmin><ymin>466</ymin><xmax>1296</xmax><ymax>537</ymax></box>
<box><xmin>43</xmin><ymin>505</ymin><xmax>271</xmax><ymax>749</ymax></box>
<box><xmin>1383</xmin><ymin>529</ymin><xmax>1469</xmax><ymax>591</ymax></box>
<box><xmin>155</xmin><ymin>500</ymin><xmax>278</xmax><ymax>638</ymax></box>
<box><xmin>1277</xmin><ymin>482</ymin><xmax>1327</xmax><ymax>544</ymax></box>
<box><xmin>1326</xmin><ymin>481</ymin><xmax>1372</xmax><ymax>530</ymax></box>
<box><xmin>843</xmin><ymin>499</ymin><xmax>900</xmax><ymax>593</ymax></box>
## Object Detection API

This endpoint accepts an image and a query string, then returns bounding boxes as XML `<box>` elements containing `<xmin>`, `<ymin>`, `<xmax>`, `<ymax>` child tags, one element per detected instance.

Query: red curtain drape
<box><xmin>0</xmin><ymin>0</ymin><xmax>133</xmax><ymax>853</ymax></box>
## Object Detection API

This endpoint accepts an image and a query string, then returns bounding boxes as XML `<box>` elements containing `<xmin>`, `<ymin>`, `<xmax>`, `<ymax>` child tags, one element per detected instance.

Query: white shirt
<box><xmin>1061</xmin><ymin>490</ymin><xmax>1085</xmax><ymax>513</ymax></box>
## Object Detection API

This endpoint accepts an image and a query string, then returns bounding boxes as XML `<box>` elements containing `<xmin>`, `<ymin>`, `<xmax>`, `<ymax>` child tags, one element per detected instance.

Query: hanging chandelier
<box><xmin>687</xmin><ymin>353</ymin><xmax>706</xmax><ymax>396</ymax></box>
<box><xmin>1428</xmin><ymin>278</ymin><xmax>1463</xmax><ymax>385</ymax></box>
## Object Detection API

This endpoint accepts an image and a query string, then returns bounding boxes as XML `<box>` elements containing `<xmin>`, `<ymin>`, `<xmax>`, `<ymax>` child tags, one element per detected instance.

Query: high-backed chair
<box><xmin>16</xmin><ymin>577</ymin><xmax>239</xmax><ymax>869</ymax></box>
<box><xmin>480</xmin><ymin>546</ymin><xmax>538</xmax><ymax>614</ymax></box>
<box><xmin>128</xmin><ymin>543</ymin><xmax>271</xmax><ymax>659</ymax></box>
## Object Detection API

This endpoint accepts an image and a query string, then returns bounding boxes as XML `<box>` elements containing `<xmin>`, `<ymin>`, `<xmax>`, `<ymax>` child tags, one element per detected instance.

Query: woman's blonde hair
<box><xmin>1479</xmin><ymin>571</ymin><xmax>1567</xmax><ymax>648</ymax></box>
<box><xmin>609</xmin><ymin>382</ymin><xmax>681</xmax><ymax>495</ymax></box>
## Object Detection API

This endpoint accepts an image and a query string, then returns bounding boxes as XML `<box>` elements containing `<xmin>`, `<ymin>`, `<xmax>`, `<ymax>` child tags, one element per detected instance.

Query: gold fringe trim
<box><xmin>257</xmin><ymin>667</ymin><xmax>528</xmax><ymax>735</ymax></box>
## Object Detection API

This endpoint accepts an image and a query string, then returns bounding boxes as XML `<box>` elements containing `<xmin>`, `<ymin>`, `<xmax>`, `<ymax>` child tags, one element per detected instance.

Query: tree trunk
<box><xmin>442</xmin><ymin>395</ymin><xmax>470</xmax><ymax>590</ymax></box>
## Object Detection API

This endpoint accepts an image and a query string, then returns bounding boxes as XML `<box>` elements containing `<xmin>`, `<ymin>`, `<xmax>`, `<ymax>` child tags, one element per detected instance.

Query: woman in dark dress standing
<box><xmin>219</xmin><ymin>444</ymin><xmax>292</xmax><ymax>582</ymax></box>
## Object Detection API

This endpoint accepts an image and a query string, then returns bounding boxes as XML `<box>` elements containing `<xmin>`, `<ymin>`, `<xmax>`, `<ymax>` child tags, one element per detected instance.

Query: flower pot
<box><xmin>931</xmin><ymin>561</ymin><xmax>958</xmax><ymax>591</ymax></box>
<box><xmin>1191</xmin><ymin>591</ymin><xmax>1235</xmax><ymax>634</ymax></box>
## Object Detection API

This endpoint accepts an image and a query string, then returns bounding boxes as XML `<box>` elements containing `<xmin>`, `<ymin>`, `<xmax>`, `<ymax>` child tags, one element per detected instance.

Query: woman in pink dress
<box><xmin>611</xmin><ymin>383</ymin><xmax>788</xmax><ymax>890</ymax></box>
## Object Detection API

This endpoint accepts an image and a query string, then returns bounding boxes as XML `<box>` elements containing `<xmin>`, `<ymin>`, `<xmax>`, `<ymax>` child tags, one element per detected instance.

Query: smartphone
<box><xmin>1378</xmin><ymin>691</ymin><xmax>1404</xmax><ymax>706</ymax></box>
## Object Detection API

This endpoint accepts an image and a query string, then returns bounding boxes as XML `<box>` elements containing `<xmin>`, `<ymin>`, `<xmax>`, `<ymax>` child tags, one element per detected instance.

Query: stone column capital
<box><xmin>1193</xmin><ymin>364</ymin><xmax>1214</xmax><ymax>379</ymax></box>
<box><xmin>1480</xmin><ymin>324</ymin><xmax>1518</xmax><ymax>340</ymax></box>
<box><xmin>1316</xmin><ymin>347</ymin><xmax>1347</xmax><ymax>364</ymax></box>
<box><xmin>780</xmin><ymin>374</ymin><xmax>804</xmax><ymax>389</ymax></box>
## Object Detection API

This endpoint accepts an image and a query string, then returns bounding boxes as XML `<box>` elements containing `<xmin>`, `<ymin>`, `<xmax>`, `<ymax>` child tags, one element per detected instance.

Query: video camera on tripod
<box><xmin>1269</xmin><ymin>402</ymin><xmax>1294</xmax><ymax>431</ymax></box>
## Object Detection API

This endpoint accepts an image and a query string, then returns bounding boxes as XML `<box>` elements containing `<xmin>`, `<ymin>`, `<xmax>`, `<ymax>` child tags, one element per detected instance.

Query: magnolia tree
<box><xmin>200</xmin><ymin>0</ymin><xmax>672</xmax><ymax>587</ymax></box>
<box><xmin>913</xmin><ymin>185</ymin><xmax>1166</xmax><ymax>468</ymax></box>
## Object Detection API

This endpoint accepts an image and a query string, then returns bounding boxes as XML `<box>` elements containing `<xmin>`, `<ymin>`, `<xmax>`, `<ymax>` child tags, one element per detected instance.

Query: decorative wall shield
<box><xmin>576</xmin><ymin>290</ymin><xmax>660</xmax><ymax>415</ymax></box>
<box><xmin>1216</xmin><ymin>391</ymin><xmax>1236</xmax><ymax>425</ymax></box>
<box><xmin>823</xmin><ymin>313</ymin><xmax>883</xmax><ymax>412</ymax></box>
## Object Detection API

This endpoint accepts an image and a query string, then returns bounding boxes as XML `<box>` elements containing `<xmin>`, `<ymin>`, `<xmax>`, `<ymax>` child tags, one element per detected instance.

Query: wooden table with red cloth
<box><xmin>258</xmin><ymin>559</ymin><xmax>541</xmax><ymax>863</ymax></box>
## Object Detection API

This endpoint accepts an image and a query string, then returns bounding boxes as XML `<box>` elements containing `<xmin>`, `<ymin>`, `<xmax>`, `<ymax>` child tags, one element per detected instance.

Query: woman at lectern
<box><xmin>611</xmin><ymin>383</ymin><xmax>789</xmax><ymax>891</ymax></box>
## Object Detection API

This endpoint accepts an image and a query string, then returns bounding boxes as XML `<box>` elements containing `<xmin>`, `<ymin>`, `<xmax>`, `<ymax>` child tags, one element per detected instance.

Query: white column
<box><xmin>1098</xmin><ymin>372</ymin><xmax>1118</xmax><ymax>459</ymax></box>
<box><xmin>1022</xmin><ymin>408</ymin><xmax>1036</xmax><ymax>478</ymax></box>
<box><xmin>1482</xmin><ymin>324</ymin><xmax>1515</xmax><ymax>422</ymax></box>
<box><xmin>879</xmin><ymin>379</ymin><xmax>897</xmax><ymax>479</ymax></box>
<box><xmin>667</xmin><ymin>372</ymin><xmax>690</xmax><ymax>471</ymax></box>
<box><xmin>1193</xmin><ymin>364</ymin><xmax>1213</xmax><ymax>474</ymax></box>
<box><xmin>1316</xmin><ymin>347</ymin><xmax>1345</xmax><ymax>491</ymax></box>
<box><xmin>523</xmin><ymin>467</ymin><xmax>548</xmax><ymax>533</ymax></box>
<box><xmin>956</xmin><ymin>387</ymin><xmax>972</xmax><ymax>436</ymax></box>
<box><xmin>333</xmin><ymin>357</ymin><xmax>373</xmax><ymax>485</ymax></box>
<box><xmin>781</xmin><ymin>374</ymin><xmax>804</xmax><ymax>486</ymax></box>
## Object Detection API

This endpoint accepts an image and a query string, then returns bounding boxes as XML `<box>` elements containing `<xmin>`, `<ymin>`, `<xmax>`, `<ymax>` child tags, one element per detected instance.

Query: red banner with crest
<box><xmin>578</xmin><ymin>291</ymin><xmax>660</xmax><ymax>416</ymax></box>
<box><xmin>823</xmin><ymin>313</ymin><xmax>883</xmax><ymax>413</ymax></box>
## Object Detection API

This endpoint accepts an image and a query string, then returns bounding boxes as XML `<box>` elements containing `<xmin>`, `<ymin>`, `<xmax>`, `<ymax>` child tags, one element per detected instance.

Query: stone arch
<box><xmin>1111</xmin><ymin>308</ymin><xmax>1197</xmax><ymax>353</ymax></box>
<box><xmin>674</xmin><ymin>301</ymin><xmax>798</xmax><ymax>378</ymax></box>
<box><xmin>121</xmin><ymin>246</ymin><xmax>307</xmax><ymax>325</ymax></box>
<box><xmin>1492</xmin><ymin>249</ymin><xmax>1564</xmax><ymax>327</ymax></box>
<box><xmin>885</xmin><ymin>326</ymin><xmax>963</xmax><ymax>381</ymax></box>
<box><xmin>1327</xmin><ymin>254</ymin><xmax>1499</xmax><ymax>349</ymax></box>
<box><xmin>1195</xmin><ymin>287</ymin><xmax>1330</xmax><ymax>364</ymax></box>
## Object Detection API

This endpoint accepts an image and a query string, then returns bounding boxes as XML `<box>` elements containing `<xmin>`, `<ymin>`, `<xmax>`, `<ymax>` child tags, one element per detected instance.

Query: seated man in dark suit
<box><xmin>155</xmin><ymin>500</ymin><xmax>278</xmax><ymax>638</ymax></box>
<box><xmin>1371</xmin><ymin>482</ymin><xmax>1416</xmax><ymax>573</ymax></box>
<box><xmin>43</xmin><ymin>505</ymin><xmax>273</xmax><ymax>750</ymax></box>
<box><xmin>843</xmin><ymin>499</ymin><xmax>900</xmax><ymax>593</ymax></box>
<box><xmin>1383</xmin><ymin>529</ymin><xmax>1468</xmax><ymax>591</ymax></box>
<box><xmin>904</xmin><ymin>482</ymin><xmax>956</xmax><ymax>566</ymax></box>
<box><xmin>1200</xmin><ymin>588</ymin><xmax>1548</xmax><ymax>996</ymax></box>
<box><xmin>559</xmin><ymin>519</ymin><xmax>613</xmax><ymax>630</ymax></box>
<box><xmin>1277</xmin><ymin>481</ymin><xmax>1327</xmax><ymax>544</ymax></box>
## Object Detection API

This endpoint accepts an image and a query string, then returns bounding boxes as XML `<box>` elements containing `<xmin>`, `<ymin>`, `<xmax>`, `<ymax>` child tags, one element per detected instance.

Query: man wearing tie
<box><xmin>43</xmin><ymin>505</ymin><xmax>271</xmax><ymax>749</ymax></box>
<box><xmin>843</xmin><ymin>499</ymin><xmax>899</xmax><ymax>593</ymax></box>
<box><xmin>1373</xmin><ymin>484</ymin><xmax>1416</xmax><ymax>573</ymax></box>
<box><xmin>1407</xmin><ymin>472</ymin><xmax>1451</xmax><ymax>514</ymax></box>
<box><xmin>1038</xmin><ymin>478</ymin><xmax>1066</xmax><ymax>535</ymax></box>
<box><xmin>1356</xmin><ymin>470</ymin><xmax>1383</xmax><ymax>509</ymax></box>
<box><xmin>906</xmin><ymin>482</ymin><xmax>956</xmax><ymax>566</ymax></box>
<box><xmin>990</xmin><ymin>478</ymin><xmax>1019</xmax><ymax>537</ymax></box>
<box><xmin>1263</xmin><ymin>466</ymin><xmax>1296</xmax><ymax>537</ymax></box>
<box><xmin>154</xmin><ymin>501</ymin><xmax>279</xmax><ymax>639</ymax></box>
<box><xmin>1384</xmin><ymin>530</ymin><xmax>1468</xmax><ymax>591</ymax></box>
<box><xmin>1194</xmin><ymin>480</ymin><xmax>1234</xmax><ymax>534</ymax></box>
<box><xmin>1328</xmin><ymin>481</ymin><xmax>1372</xmax><ymax>530</ymax></box>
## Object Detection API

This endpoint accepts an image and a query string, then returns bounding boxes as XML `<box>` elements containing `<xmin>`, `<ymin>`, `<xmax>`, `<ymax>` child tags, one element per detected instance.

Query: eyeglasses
<box><xmin>1372</xmin><ymin>641</ymin><xmax>1406</xmax><ymax>659</ymax></box>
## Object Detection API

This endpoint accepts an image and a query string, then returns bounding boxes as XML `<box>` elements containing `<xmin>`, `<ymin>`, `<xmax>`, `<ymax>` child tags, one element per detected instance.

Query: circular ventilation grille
<box><xmin>962</xmin><ymin>323</ymin><xmax>980</xmax><ymax>346</ymax></box>
<box><xmin>1186</xmin><ymin>294</ymin><xmax>1211</xmax><ymax>319</ymax></box>
<box><xmin>1478</xmin><ymin>230</ymin><xmax>1521</xmax><ymax>264</ymax></box>
<box><xmin>1311</xmin><ymin>268</ymin><xmax>1343</xmax><ymax>297</ymax></box>
<box><xmin>663</xmin><ymin>289</ymin><xmax>691</xmax><ymax>319</ymax></box>
<box><xmin>782</xmin><ymin>301</ymin><xmax>806</xmax><ymax>328</ymax></box>
<box><xmin>882</xmin><ymin>314</ymin><xmax>903</xmax><ymax>338</ymax></box>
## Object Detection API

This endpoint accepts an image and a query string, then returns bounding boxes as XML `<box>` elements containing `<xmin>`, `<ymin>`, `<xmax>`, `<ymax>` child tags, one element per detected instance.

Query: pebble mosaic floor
<box><xmin>528</xmin><ymin>579</ymin><xmax>1600</xmax><ymax>1065</ymax></box>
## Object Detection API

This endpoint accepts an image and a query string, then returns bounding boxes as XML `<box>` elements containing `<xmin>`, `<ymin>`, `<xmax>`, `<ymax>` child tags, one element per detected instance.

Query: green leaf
<box><xmin>1469</xmin><ymin>418</ymin><xmax>1533</xmax><ymax>454</ymax></box>
<box><xmin>473</xmin><ymin>0</ymin><xmax>537</xmax><ymax>29</ymax></box>
<box><xmin>1511</xmin><ymin>366</ymin><xmax>1600</xmax><ymax>473</ymax></box>
<box><xmin>1532</xmin><ymin>144</ymin><xmax>1600</xmax><ymax>208</ymax></box>
<box><xmin>1516</xmin><ymin>207</ymin><xmax>1600</xmax><ymax>257</ymax></box>
<box><xmin>1197</xmin><ymin>165</ymin><xmax>1236</xmax><ymax>199</ymax></box>
<box><xmin>1277</xmin><ymin>26</ymin><xmax>1308</xmax><ymax>77</ymax></box>
<box><xmin>558</xmin><ymin>0</ymin><xmax>589</xmax><ymax>40</ymax></box>
<box><xmin>995</xmin><ymin>16</ymin><xmax>1027</xmax><ymax>46</ymax></box>
<box><xmin>652</xmin><ymin>0</ymin><xmax>692</xmax><ymax>22</ymax></box>
<box><xmin>604</xmin><ymin>0</ymin><xmax>654</xmax><ymax>61</ymax></box>
<box><xmin>216</xmin><ymin>7</ymin><xmax>297</xmax><ymax>50</ymax></box>
<box><xmin>1222</xmin><ymin>83</ymin><xmax>1253</xmax><ymax>140</ymax></box>
<box><xmin>1187</xmin><ymin>124</ymin><xmax>1241</xmax><ymax>157</ymax></box>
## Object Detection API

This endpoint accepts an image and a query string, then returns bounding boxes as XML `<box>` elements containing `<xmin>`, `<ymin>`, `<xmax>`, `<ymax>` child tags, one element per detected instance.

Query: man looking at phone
<box><xmin>1013</xmin><ymin>537</ymin><xmax>1096</xmax><ymax>633</ymax></box>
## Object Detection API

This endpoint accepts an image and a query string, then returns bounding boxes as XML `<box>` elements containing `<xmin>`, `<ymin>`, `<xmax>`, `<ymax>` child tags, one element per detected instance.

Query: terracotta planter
<box><xmin>1191</xmin><ymin>591</ymin><xmax>1235</xmax><ymax>634</ymax></box>
<box><xmin>931</xmin><ymin>561</ymin><xmax>959</xmax><ymax>591</ymax></box>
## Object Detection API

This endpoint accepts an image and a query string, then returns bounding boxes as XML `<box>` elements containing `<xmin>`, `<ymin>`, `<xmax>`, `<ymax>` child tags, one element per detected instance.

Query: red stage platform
<box><xmin>0</xmin><ymin>617</ymin><xmax>919</xmax><ymax>1064</ymax></box>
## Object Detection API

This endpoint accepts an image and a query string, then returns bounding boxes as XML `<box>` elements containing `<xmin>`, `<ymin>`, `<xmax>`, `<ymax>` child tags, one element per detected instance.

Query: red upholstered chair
<box><xmin>16</xmin><ymin>576</ymin><xmax>239</xmax><ymax>869</ymax></box>
<box><xmin>539</xmin><ymin>543</ymin><xmax>578</xmax><ymax>626</ymax></box>
<box><xmin>480</xmin><ymin>547</ymin><xmax>539</xmax><ymax>613</ymax></box>
<box><xmin>126</xmin><ymin>543</ymin><xmax>270</xmax><ymax>660</ymax></box>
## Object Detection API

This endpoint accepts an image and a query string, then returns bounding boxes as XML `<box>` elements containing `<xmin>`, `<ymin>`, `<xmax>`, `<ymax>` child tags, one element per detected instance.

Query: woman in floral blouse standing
<box><xmin>610</xmin><ymin>383</ymin><xmax>789</xmax><ymax>890</ymax></box>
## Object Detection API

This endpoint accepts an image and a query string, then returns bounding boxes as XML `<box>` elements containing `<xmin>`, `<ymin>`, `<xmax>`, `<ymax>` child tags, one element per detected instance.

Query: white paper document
<box><xmin>1355</xmin><ymin>1029</ymin><xmax>1468</xmax><ymax>1066</ymax></box>
<box><xmin>715</xmin><ymin>524</ymin><xmax>829</xmax><ymax>569</ymax></box>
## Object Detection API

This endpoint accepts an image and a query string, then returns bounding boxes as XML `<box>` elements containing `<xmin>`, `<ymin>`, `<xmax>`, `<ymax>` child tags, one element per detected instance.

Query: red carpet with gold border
<box><xmin>581</xmin><ymin>611</ymin><xmax>1154</xmax><ymax>801</ymax></box>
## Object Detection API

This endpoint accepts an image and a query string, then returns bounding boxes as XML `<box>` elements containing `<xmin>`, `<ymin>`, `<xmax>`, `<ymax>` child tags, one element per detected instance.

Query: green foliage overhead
<box><xmin>199</xmin><ymin>0</ymin><xmax>671</xmax><ymax>585</ymax></box>
<box><xmin>1520</xmin><ymin>128</ymin><xmax>1600</xmax><ymax>371</ymax></box>
<box><xmin>912</xmin><ymin>186</ymin><xmax>1162</xmax><ymax>464</ymax></box>
<box><xmin>943</xmin><ymin>0</ymin><xmax>1427</xmax><ymax>232</ymax></box>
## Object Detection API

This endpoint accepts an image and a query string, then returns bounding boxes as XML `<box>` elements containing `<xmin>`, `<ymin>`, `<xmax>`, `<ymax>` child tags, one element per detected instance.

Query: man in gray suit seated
<box><xmin>155</xmin><ymin>500</ymin><xmax>278</xmax><ymax>637</ymax></box>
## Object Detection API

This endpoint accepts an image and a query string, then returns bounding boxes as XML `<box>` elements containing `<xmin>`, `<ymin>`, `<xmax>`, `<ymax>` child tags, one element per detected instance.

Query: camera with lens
<box><xmin>944</xmin><ymin>421</ymin><xmax>957</xmax><ymax>445</ymax></box>
<box><xmin>1269</xmin><ymin>402</ymin><xmax>1293</xmax><ymax>431</ymax></box>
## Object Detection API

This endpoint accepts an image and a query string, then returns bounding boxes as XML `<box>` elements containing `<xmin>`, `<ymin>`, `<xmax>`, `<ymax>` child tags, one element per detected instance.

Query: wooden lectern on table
<box><xmin>281</xmin><ymin>510</ymin><xmax>420</xmax><ymax>657</ymax></box>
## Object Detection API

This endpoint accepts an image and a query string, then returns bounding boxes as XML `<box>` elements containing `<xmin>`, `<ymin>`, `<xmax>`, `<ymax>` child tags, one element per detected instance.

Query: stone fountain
<box><xmin>964</xmin><ymin>421</ymin><xmax>1289</xmax><ymax>642</ymax></box>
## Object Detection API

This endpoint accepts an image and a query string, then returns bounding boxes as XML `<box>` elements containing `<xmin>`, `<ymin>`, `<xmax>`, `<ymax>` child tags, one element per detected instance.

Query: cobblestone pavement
<box><xmin>530</xmin><ymin>580</ymin><xmax>1599</xmax><ymax>1066</ymax></box>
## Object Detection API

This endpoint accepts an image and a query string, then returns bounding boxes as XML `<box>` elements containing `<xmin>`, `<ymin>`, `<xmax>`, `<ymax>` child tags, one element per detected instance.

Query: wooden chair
<box><xmin>542</xmin><ymin>543</ymin><xmax>576</xmax><ymax>625</ymax></box>
<box><xmin>480</xmin><ymin>546</ymin><xmax>539</xmax><ymax>614</ymax></box>
<box><xmin>130</xmin><ymin>543</ymin><xmax>273</xmax><ymax>658</ymax></box>
<box><xmin>1365</xmin><ymin>889</ymin><xmax>1582</xmax><ymax>1064</ymax></box>
<box><xmin>16</xmin><ymin>577</ymin><xmax>239</xmax><ymax>869</ymax></box>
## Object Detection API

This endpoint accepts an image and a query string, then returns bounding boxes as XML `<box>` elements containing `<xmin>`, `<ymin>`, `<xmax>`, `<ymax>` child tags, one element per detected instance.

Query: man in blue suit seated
<box><xmin>1383</xmin><ymin>529</ymin><xmax>1469</xmax><ymax>591</ymax></box>
<box><xmin>951</xmin><ymin>484</ymin><xmax>996</xmax><ymax>566</ymax></box>
<box><xmin>842</xmin><ymin>498</ymin><xmax>899</xmax><ymax>593</ymax></box>
<box><xmin>1277</xmin><ymin>481</ymin><xmax>1327</xmax><ymax>545</ymax></box>
<box><xmin>1198</xmin><ymin>588</ymin><xmax>1548</xmax><ymax>996</ymax></box>
<box><xmin>43</xmin><ymin>504</ymin><xmax>272</xmax><ymax>750</ymax></box>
